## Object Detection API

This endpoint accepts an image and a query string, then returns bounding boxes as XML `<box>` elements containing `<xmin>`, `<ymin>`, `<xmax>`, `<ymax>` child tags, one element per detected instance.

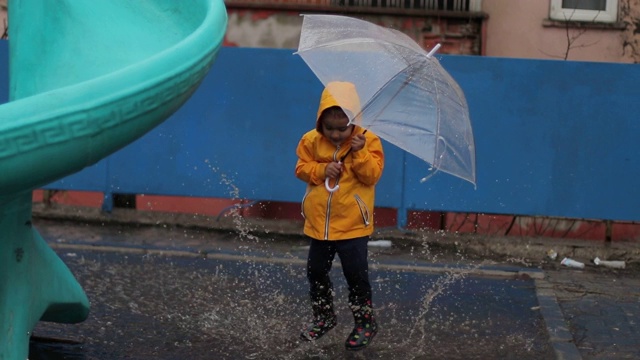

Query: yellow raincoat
<box><xmin>295</xmin><ymin>82</ymin><xmax>385</xmax><ymax>240</ymax></box>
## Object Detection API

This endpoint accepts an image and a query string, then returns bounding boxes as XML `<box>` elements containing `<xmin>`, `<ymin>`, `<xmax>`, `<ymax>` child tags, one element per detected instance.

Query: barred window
<box><xmin>331</xmin><ymin>0</ymin><xmax>481</xmax><ymax>11</ymax></box>
<box><xmin>224</xmin><ymin>0</ymin><xmax>482</xmax><ymax>12</ymax></box>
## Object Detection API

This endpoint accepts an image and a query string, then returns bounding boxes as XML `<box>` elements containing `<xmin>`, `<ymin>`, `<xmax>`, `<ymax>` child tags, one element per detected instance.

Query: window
<box><xmin>550</xmin><ymin>0</ymin><xmax>618</xmax><ymax>23</ymax></box>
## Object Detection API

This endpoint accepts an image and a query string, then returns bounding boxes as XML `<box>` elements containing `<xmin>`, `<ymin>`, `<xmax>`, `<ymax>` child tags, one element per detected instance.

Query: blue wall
<box><xmin>2</xmin><ymin>42</ymin><xmax>640</xmax><ymax>224</ymax></box>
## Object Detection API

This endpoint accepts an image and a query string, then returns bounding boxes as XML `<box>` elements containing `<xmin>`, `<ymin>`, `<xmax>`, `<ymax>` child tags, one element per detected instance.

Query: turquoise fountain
<box><xmin>0</xmin><ymin>1</ymin><xmax>227</xmax><ymax>358</ymax></box>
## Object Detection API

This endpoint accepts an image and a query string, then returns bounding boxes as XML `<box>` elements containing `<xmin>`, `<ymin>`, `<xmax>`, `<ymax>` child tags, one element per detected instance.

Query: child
<box><xmin>295</xmin><ymin>81</ymin><xmax>384</xmax><ymax>351</ymax></box>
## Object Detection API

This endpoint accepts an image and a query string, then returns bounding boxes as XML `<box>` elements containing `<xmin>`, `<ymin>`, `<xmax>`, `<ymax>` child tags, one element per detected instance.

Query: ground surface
<box><xmin>29</xmin><ymin>219</ymin><xmax>556</xmax><ymax>360</ymax></box>
<box><xmin>25</xmin><ymin>208</ymin><xmax>640</xmax><ymax>359</ymax></box>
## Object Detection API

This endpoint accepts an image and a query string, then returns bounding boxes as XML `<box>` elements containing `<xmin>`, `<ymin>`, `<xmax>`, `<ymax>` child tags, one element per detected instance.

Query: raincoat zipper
<box><xmin>324</xmin><ymin>146</ymin><xmax>341</xmax><ymax>240</ymax></box>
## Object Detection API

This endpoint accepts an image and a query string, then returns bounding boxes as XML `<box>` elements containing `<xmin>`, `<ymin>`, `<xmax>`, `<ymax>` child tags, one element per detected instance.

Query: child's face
<box><xmin>321</xmin><ymin>112</ymin><xmax>353</xmax><ymax>147</ymax></box>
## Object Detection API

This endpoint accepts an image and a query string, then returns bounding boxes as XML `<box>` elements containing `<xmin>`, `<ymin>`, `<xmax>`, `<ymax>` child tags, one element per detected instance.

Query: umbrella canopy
<box><xmin>295</xmin><ymin>14</ymin><xmax>476</xmax><ymax>186</ymax></box>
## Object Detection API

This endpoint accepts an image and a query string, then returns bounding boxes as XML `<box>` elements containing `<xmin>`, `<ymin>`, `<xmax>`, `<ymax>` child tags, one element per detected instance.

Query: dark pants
<box><xmin>306</xmin><ymin>236</ymin><xmax>372</xmax><ymax>306</ymax></box>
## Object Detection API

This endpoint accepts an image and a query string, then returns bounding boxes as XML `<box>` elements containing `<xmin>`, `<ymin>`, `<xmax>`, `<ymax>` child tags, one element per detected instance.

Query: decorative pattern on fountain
<box><xmin>0</xmin><ymin>56</ymin><xmax>212</xmax><ymax>160</ymax></box>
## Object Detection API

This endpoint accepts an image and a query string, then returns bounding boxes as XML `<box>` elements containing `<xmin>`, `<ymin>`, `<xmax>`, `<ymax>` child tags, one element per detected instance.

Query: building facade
<box><xmin>221</xmin><ymin>0</ymin><xmax>640</xmax><ymax>63</ymax></box>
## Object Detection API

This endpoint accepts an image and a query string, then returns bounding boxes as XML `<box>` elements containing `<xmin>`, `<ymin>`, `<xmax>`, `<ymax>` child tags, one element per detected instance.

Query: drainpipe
<box><xmin>480</xmin><ymin>11</ymin><xmax>488</xmax><ymax>56</ymax></box>
<box><xmin>605</xmin><ymin>219</ymin><xmax>612</xmax><ymax>244</ymax></box>
<box><xmin>397</xmin><ymin>152</ymin><xmax>408</xmax><ymax>229</ymax></box>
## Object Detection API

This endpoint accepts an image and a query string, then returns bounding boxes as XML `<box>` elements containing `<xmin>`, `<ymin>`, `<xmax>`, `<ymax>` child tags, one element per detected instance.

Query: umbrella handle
<box><xmin>325</xmin><ymin>131</ymin><xmax>367</xmax><ymax>192</ymax></box>
<box><xmin>325</xmin><ymin>160</ymin><xmax>343</xmax><ymax>192</ymax></box>
<box><xmin>325</xmin><ymin>177</ymin><xmax>339</xmax><ymax>192</ymax></box>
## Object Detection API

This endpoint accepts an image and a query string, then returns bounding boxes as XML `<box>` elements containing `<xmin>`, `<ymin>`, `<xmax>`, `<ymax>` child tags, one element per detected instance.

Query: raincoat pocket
<box><xmin>300</xmin><ymin>191</ymin><xmax>309</xmax><ymax>219</ymax></box>
<box><xmin>354</xmin><ymin>194</ymin><xmax>370</xmax><ymax>226</ymax></box>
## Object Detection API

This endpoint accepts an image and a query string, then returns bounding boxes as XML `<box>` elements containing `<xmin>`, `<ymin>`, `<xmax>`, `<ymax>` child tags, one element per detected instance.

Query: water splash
<box><xmin>209</xmin><ymin>163</ymin><xmax>260</xmax><ymax>242</ymax></box>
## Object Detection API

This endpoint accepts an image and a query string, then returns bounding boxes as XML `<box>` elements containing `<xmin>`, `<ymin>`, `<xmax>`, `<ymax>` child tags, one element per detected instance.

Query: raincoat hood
<box><xmin>316</xmin><ymin>81</ymin><xmax>362</xmax><ymax>132</ymax></box>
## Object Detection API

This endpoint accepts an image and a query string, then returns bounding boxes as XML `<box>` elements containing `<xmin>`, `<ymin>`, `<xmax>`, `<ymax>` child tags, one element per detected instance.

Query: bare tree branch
<box><xmin>540</xmin><ymin>6</ymin><xmax>603</xmax><ymax>60</ymax></box>
<box><xmin>561</xmin><ymin>8</ymin><xmax>601</xmax><ymax>60</ymax></box>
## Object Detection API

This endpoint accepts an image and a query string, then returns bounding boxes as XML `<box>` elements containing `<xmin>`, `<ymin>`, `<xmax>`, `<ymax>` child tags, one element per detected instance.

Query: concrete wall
<box><xmin>4</xmin><ymin>1</ymin><xmax>639</xmax><ymax>61</ymax></box>
<box><xmin>223</xmin><ymin>0</ymin><xmax>640</xmax><ymax>62</ymax></box>
<box><xmin>0</xmin><ymin>0</ymin><xmax>6</xmax><ymax>39</ymax></box>
<box><xmin>223</xmin><ymin>6</ymin><xmax>483</xmax><ymax>55</ymax></box>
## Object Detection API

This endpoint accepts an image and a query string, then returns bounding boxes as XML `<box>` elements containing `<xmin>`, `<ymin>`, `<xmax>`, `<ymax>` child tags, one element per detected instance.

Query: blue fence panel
<box><xmin>44</xmin><ymin>159</ymin><xmax>109</xmax><ymax>193</ymax></box>
<box><xmin>103</xmin><ymin>48</ymin><xmax>406</xmax><ymax>208</ymax></box>
<box><xmin>109</xmin><ymin>48</ymin><xmax>315</xmax><ymax>201</ymax></box>
<box><xmin>2</xmin><ymin>42</ymin><xmax>640</xmax><ymax>223</ymax></box>
<box><xmin>404</xmin><ymin>55</ymin><xmax>640</xmax><ymax>221</ymax></box>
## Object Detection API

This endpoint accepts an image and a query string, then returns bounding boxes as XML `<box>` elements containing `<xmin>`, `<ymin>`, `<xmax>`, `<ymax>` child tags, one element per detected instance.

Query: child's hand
<box><xmin>325</xmin><ymin>162</ymin><xmax>342</xmax><ymax>178</ymax></box>
<box><xmin>351</xmin><ymin>134</ymin><xmax>366</xmax><ymax>152</ymax></box>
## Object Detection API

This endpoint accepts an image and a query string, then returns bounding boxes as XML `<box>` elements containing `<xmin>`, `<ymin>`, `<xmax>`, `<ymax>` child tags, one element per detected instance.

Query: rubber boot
<box><xmin>300</xmin><ymin>292</ymin><xmax>337</xmax><ymax>341</ymax></box>
<box><xmin>345</xmin><ymin>299</ymin><xmax>377</xmax><ymax>351</ymax></box>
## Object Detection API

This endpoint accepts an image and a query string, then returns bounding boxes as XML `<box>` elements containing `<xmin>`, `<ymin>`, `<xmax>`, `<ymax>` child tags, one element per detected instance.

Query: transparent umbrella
<box><xmin>295</xmin><ymin>14</ymin><xmax>476</xmax><ymax>188</ymax></box>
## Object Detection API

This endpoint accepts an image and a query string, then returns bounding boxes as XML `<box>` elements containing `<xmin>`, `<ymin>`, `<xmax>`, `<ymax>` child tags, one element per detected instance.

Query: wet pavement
<box><xmin>29</xmin><ymin>219</ymin><xmax>555</xmax><ymax>359</ymax></box>
<box><xmin>544</xmin><ymin>269</ymin><xmax>640</xmax><ymax>359</ymax></box>
<box><xmin>26</xmin><ymin>208</ymin><xmax>640</xmax><ymax>359</ymax></box>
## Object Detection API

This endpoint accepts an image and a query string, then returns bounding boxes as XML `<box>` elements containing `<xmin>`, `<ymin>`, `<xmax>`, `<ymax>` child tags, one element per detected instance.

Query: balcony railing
<box><xmin>224</xmin><ymin>0</ymin><xmax>483</xmax><ymax>15</ymax></box>
<box><xmin>330</xmin><ymin>0</ymin><xmax>481</xmax><ymax>11</ymax></box>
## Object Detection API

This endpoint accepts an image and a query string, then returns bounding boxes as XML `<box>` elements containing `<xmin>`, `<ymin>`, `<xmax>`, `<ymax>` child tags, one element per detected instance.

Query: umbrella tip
<box><xmin>426</xmin><ymin>43</ymin><xmax>441</xmax><ymax>58</ymax></box>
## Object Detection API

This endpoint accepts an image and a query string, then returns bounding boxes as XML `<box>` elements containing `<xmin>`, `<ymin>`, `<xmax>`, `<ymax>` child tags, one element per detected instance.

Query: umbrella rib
<box><xmin>430</xmin><ymin>61</ymin><xmax>443</xmax><ymax>167</ymax></box>
<box><xmin>296</xmin><ymin>38</ymin><xmax>426</xmax><ymax>58</ymax></box>
<box><xmin>295</xmin><ymin>38</ymin><xmax>377</xmax><ymax>54</ymax></box>
<box><xmin>359</xmin><ymin>60</ymin><xmax>423</xmax><ymax>128</ymax></box>
<box><xmin>362</xmin><ymin>59</ymin><xmax>445</xmax><ymax>167</ymax></box>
